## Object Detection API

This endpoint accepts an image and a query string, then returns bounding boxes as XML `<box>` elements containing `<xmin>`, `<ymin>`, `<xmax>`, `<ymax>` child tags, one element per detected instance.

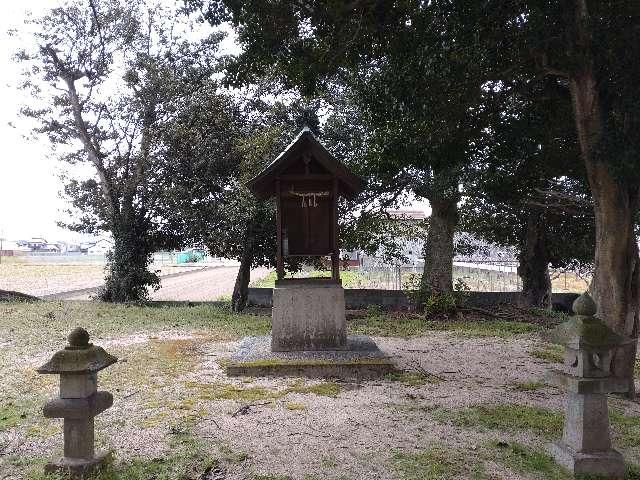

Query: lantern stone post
<box><xmin>545</xmin><ymin>292</ymin><xmax>626</xmax><ymax>478</ymax></box>
<box><xmin>37</xmin><ymin>327</ymin><xmax>117</xmax><ymax>478</ymax></box>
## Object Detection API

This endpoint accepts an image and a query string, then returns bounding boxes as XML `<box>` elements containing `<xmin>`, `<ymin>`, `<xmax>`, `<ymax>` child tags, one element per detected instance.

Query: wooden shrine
<box><xmin>247</xmin><ymin>127</ymin><xmax>365</xmax><ymax>351</ymax></box>
<box><xmin>248</xmin><ymin>126</ymin><xmax>365</xmax><ymax>284</ymax></box>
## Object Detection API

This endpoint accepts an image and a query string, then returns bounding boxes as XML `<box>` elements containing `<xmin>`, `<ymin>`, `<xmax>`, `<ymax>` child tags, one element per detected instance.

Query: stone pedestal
<box><xmin>548</xmin><ymin>391</ymin><xmax>624</xmax><ymax>478</ymax></box>
<box><xmin>272</xmin><ymin>280</ymin><xmax>346</xmax><ymax>352</ymax></box>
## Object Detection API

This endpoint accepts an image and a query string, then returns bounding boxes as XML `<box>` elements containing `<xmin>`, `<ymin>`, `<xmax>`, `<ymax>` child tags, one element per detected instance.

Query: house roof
<box><xmin>247</xmin><ymin>127</ymin><xmax>366</xmax><ymax>200</ymax></box>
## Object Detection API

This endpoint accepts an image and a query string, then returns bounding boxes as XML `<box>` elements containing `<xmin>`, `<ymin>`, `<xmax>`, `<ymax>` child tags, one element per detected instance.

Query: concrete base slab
<box><xmin>227</xmin><ymin>335</ymin><xmax>395</xmax><ymax>380</ymax></box>
<box><xmin>551</xmin><ymin>441</ymin><xmax>625</xmax><ymax>478</ymax></box>
<box><xmin>45</xmin><ymin>451</ymin><xmax>111</xmax><ymax>479</ymax></box>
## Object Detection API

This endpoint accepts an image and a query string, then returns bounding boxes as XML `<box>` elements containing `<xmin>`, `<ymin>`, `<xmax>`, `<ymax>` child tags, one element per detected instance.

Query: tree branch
<box><xmin>41</xmin><ymin>44</ymin><xmax>119</xmax><ymax>219</ymax></box>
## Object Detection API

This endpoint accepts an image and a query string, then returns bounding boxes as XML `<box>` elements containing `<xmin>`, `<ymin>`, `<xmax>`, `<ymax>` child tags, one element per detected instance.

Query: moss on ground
<box><xmin>184</xmin><ymin>379</ymin><xmax>341</xmax><ymax>402</ymax></box>
<box><xmin>530</xmin><ymin>344</ymin><xmax>564</xmax><ymax>363</ymax></box>
<box><xmin>385</xmin><ymin>370</ymin><xmax>440</xmax><ymax>386</ymax></box>
<box><xmin>284</xmin><ymin>401</ymin><xmax>306</xmax><ymax>411</ymax></box>
<box><xmin>488</xmin><ymin>440</ymin><xmax>570</xmax><ymax>480</ymax></box>
<box><xmin>610</xmin><ymin>408</ymin><xmax>640</xmax><ymax>449</ymax></box>
<box><xmin>511</xmin><ymin>380</ymin><xmax>546</xmax><ymax>392</ymax></box>
<box><xmin>392</xmin><ymin>445</ymin><xmax>486</xmax><ymax>480</ymax></box>
<box><xmin>0</xmin><ymin>401</ymin><xmax>29</xmax><ymax>431</ymax></box>
<box><xmin>431</xmin><ymin>403</ymin><xmax>564</xmax><ymax>439</ymax></box>
<box><xmin>217</xmin><ymin>443</ymin><xmax>250</xmax><ymax>464</ymax></box>
<box><xmin>285</xmin><ymin>380</ymin><xmax>341</xmax><ymax>397</ymax></box>
<box><xmin>26</xmin><ymin>432</ymin><xmax>220</xmax><ymax>480</ymax></box>
<box><xmin>185</xmin><ymin>381</ymin><xmax>281</xmax><ymax>402</ymax></box>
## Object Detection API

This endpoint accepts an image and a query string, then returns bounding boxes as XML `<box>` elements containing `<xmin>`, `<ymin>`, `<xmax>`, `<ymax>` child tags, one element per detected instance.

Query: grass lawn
<box><xmin>1</xmin><ymin>300</ymin><xmax>639</xmax><ymax>480</ymax></box>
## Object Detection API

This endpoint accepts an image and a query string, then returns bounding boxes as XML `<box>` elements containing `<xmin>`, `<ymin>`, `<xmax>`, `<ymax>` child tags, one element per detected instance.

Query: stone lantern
<box><xmin>37</xmin><ymin>327</ymin><xmax>117</xmax><ymax>477</ymax></box>
<box><xmin>545</xmin><ymin>292</ymin><xmax>626</xmax><ymax>478</ymax></box>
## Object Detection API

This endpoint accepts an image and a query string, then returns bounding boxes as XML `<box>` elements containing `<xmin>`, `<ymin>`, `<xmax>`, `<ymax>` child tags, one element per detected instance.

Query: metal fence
<box><xmin>348</xmin><ymin>257</ymin><xmax>587</xmax><ymax>293</ymax></box>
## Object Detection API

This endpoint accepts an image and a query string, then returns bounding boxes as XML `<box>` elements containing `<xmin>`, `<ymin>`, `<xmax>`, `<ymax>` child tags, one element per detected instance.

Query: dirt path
<box><xmin>53</xmin><ymin>266</ymin><xmax>270</xmax><ymax>301</ymax></box>
<box><xmin>150</xmin><ymin>266</ymin><xmax>270</xmax><ymax>301</ymax></box>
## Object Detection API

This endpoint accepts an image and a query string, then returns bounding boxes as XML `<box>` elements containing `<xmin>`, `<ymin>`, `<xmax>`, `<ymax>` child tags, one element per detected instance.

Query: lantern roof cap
<box><xmin>37</xmin><ymin>328</ymin><xmax>117</xmax><ymax>374</ymax></box>
<box><xmin>543</xmin><ymin>293</ymin><xmax>623</xmax><ymax>349</ymax></box>
<box><xmin>247</xmin><ymin>127</ymin><xmax>365</xmax><ymax>200</ymax></box>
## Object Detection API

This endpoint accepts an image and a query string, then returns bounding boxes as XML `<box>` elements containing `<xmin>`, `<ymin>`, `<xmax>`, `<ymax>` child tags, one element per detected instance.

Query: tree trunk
<box><xmin>231</xmin><ymin>219</ymin><xmax>256</xmax><ymax>312</ymax></box>
<box><xmin>568</xmin><ymin>0</ymin><xmax>640</xmax><ymax>395</ymax></box>
<box><xmin>585</xmin><ymin>162</ymin><xmax>639</xmax><ymax>394</ymax></box>
<box><xmin>517</xmin><ymin>209</ymin><xmax>552</xmax><ymax>309</ymax></box>
<box><xmin>421</xmin><ymin>197</ymin><xmax>458</xmax><ymax>294</ymax></box>
<box><xmin>101</xmin><ymin>215</ymin><xmax>158</xmax><ymax>303</ymax></box>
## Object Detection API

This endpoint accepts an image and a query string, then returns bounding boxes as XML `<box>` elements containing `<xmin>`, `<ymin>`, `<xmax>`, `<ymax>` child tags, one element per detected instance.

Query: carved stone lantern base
<box><xmin>551</xmin><ymin>441</ymin><xmax>624</xmax><ymax>478</ymax></box>
<box><xmin>45</xmin><ymin>451</ymin><xmax>112</xmax><ymax>479</ymax></box>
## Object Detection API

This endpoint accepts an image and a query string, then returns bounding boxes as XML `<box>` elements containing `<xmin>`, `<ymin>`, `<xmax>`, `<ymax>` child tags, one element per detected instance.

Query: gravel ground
<box><xmin>2</xmin><ymin>325</ymin><xmax>639</xmax><ymax>480</ymax></box>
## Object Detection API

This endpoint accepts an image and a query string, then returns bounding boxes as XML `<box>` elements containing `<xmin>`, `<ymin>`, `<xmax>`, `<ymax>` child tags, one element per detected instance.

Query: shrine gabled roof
<box><xmin>247</xmin><ymin>127</ymin><xmax>366</xmax><ymax>200</ymax></box>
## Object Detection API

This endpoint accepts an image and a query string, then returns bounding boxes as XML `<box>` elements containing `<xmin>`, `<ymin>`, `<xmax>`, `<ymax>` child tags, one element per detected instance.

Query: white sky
<box><xmin>0</xmin><ymin>1</ymin><xmax>430</xmax><ymax>243</ymax></box>
<box><xmin>0</xmin><ymin>1</ymin><xmax>74</xmax><ymax>242</ymax></box>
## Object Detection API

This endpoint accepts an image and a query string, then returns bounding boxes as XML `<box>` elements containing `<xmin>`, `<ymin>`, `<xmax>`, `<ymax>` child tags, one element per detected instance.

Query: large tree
<box><xmin>16</xmin><ymin>0</ymin><xmax>223</xmax><ymax>301</ymax></box>
<box><xmin>187</xmin><ymin>0</ymin><xmax>502</xmax><ymax>296</ymax></box>
<box><xmin>160</xmin><ymin>96</ymin><xmax>327</xmax><ymax>310</ymax></box>
<box><xmin>504</xmin><ymin>0</ymin><xmax>640</xmax><ymax>394</ymax></box>
<box><xmin>462</xmin><ymin>77</ymin><xmax>594</xmax><ymax>308</ymax></box>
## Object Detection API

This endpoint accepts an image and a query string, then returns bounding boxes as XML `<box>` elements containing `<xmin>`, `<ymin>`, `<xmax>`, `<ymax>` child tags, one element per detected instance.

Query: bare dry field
<box><xmin>0</xmin><ymin>257</ymin><xmax>241</xmax><ymax>298</ymax></box>
<box><xmin>1</xmin><ymin>301</ymin><xmax>639</xmax><ymax>480</ymax></box>
<box><xmin>0</xmin><ymin>257</ymin><xmax>106</xmax><ymax>297</ymax></box>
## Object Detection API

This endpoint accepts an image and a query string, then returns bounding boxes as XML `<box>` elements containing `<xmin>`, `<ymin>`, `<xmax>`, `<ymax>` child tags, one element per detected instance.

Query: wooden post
<box><xmin>276</xmin><ymin>178</ymin><xmax>284</xmax><ymax>280</ymax></box>
<box><xmin>331</xmin><ymin>177</ymin><xmax>339</xmax><ymax>281</ymax></box>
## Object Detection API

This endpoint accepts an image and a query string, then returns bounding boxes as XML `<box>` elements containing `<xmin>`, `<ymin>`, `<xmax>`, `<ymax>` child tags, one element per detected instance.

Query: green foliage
<box><xmin>100</xmin><ymin>229</ymin><xmax>159</xmax><ymax>302</ymax></box>
<box><xmin>183</xmin><ymin>379</ymin><xmax>341</xmax><ymax>402</ymax></box>
<box><xmin>403</xmin><ymin>273</ymin><xmax>470</xmax><ymax>315</ymax></box>
<box><xmin>0</xmin><ymin>301</ymin><xmax>271</xmax><ymax>358</ymax></box>
<box><xmin>423</xmin><ymin>292</ymin><xmax>458</xmax><ymax>317</ymax></box>
<box><xmin>185</xmin><ymin>381</ymin><xmax>281</xmax><ymax>402</ymax></box>
<box><xmin>16</xmin><ymin>0</ymin><xmax>230</xmax><ymax>302</ymax></box>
